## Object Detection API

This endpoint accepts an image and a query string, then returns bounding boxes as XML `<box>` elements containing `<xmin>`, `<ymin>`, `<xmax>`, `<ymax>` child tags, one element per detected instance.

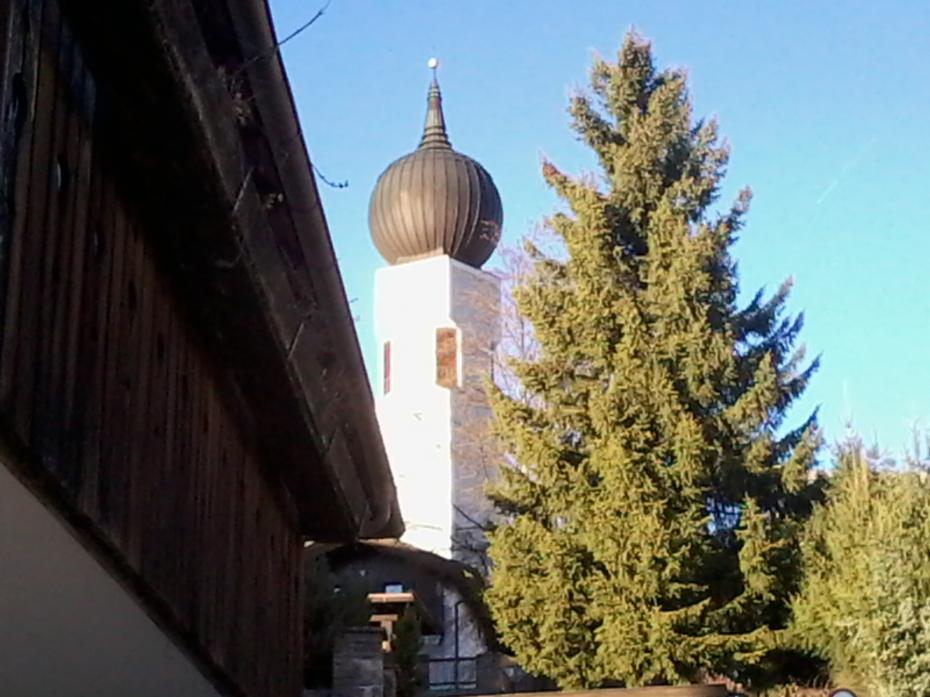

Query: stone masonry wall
<box><xmin>333</xmin><ymin>628</ymin><xmax>384</xmax><ymax>697</ymax></box>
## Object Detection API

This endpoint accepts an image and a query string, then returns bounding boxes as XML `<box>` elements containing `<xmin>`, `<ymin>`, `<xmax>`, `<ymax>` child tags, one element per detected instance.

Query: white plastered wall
<box><xmin>0</xmin><ymin>459</ymin><xmax>222</xmax><ymax>696</ymax></box>
<box><xmin>374</xmin><ymin>255</ymin><xmax>500</xmax><ymax>560</ymax></box>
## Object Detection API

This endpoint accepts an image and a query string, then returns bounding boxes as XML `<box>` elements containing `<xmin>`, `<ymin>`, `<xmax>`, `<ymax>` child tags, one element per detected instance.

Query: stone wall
<box><xmin>449</xmin><ymin>259</ymin><xmax>501</xmax><ymax>574</ymax></box>
<box><xmin>333</xmin><ymin>628</ymin><xmax>384</xmax><ymax>697</ymax></box>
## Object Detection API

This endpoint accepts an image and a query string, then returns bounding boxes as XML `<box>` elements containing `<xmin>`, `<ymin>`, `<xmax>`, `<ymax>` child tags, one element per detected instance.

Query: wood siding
<box><xmin>0</xmin><ymin>3</ymin><xmax>301</xmax><ymax>696</ymax></box>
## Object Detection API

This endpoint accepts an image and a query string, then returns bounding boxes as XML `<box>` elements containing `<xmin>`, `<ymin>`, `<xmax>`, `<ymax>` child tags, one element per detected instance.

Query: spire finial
<box><xmin>419</xmin><ymin>58</ymin><xmax>451</xmax><ymax>150</ymax></box>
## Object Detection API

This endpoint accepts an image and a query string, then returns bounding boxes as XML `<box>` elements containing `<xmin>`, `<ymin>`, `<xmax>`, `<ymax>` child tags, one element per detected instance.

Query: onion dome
<box><xmin>369</xmin><ymin>63</ymin><xmax>503</xmax><ymax>269</ymax></box>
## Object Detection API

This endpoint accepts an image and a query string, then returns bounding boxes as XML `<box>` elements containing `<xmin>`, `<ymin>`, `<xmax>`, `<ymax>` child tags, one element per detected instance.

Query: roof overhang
<box><xmin>61</xmin><ymin>0</ymin><xmax>401</xmax><ymax>540</ymax></box>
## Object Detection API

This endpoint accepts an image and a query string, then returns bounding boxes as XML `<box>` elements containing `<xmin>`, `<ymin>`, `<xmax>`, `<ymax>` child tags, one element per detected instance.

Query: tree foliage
<box><xmin>791</xmin><ymin>439</ymin><xmax>930</xmax><ymax>697</ymax></box>
<box><xmin>485</xmin><ymin>32</ymin><xmax>822</xmax><ymax>689</ymax></box>
<box><xmin>303</xmin><ymin>553</ymin><xmax>371</xmax><ymax>688</ymax></box>
<box><xmin>392</xmin><ymin>606</ymin><xmax>423</xmax><ymax>697</ymax></box>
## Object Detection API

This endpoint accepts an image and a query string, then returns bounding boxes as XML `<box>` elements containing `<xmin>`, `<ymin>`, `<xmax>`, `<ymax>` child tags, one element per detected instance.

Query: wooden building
<box><xmin>0</xmin><ymin>1</ymin><xmax>400</xmax><ymax>696</ymax></box>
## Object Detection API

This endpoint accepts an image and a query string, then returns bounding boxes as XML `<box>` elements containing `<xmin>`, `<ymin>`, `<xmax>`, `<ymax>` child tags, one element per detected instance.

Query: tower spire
<box><xmin>419</xmin><ymin>58</ymin><xmax>451</xmax><ymax>150</ymax></box>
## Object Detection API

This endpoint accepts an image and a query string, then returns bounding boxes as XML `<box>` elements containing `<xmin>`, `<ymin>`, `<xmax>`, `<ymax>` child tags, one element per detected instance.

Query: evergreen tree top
<box><xmin>485</xmin><ymin>32</ymin><xmax>822</xmax><ymax>691</ymax></box>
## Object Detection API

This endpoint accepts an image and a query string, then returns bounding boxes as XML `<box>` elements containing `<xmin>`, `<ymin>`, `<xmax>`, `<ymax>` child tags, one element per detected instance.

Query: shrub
<box><xmin>791</xmin><ymin>439</ymin><xmax>930</xmax><ymax>697</ymax></box>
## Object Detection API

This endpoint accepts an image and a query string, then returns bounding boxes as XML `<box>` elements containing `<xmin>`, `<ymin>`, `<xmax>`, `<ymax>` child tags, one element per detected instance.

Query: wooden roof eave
<box><xmin>66</xmin><ymin>0</ymin><xmax>402</xmax><ymax>541</ymax></box>
<box><xmin>220</xmin><ymin>0</ymin><xmax>404</xmax><ymax>540</ymax></box>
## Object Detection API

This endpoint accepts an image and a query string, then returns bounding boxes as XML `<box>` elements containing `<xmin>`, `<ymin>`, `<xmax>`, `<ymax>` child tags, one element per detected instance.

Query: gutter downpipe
<box><xmin>454</xmin><ymin>598</ymin><xmax>465</xmax><ymax>692</ymax></box>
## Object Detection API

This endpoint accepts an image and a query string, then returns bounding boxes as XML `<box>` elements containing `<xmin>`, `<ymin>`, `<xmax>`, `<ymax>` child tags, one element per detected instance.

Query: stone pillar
<box><xmin>382</xmin><ymin>651</ymin><xmax>396</xmax><ymax>697</ymax></box>
<box><xmin>333</xmin><ymin>627</ymin><xmax>384</xmax><ymax>697</ymax></box>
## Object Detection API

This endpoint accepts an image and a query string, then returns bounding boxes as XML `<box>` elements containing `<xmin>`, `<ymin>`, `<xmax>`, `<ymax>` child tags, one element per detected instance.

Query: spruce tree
<box><xmin>792</xmin><ymin>439</ymin><xmax>930</xmax><ymax>697</ymax></box>
<box><xmin>485</xmin><ymin>33</ymin><xmax>822</xmax><ymax>689</ymax></box>
<box><xmin>392</xmin><ymin>607</ymin><xmax>423</xmax><ymax>697</ymax></box>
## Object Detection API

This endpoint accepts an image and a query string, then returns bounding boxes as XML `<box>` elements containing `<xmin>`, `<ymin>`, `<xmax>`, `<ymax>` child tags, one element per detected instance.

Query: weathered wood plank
<box><xmin>0</xmin><ymin>1</ymin><xmax>18</xmax><ymax>108</ymax></box>
<box><xmin>30</xmin><ymin>7</ymin><xmax>70</xmax><ymax>465</ymax></box>
<box><xmin>118</xmin><ymin>218</ymin><xmax>145</xmax><ymax>569</ymax></box>
<box><xmin>29</xmin><ymin>0</ymin><xmax>69</xmax><ymax>452</ymax></box>
<box><xmin>0</xmin><ymin>0</ymin><xmax>30</xmax><ymax>335</ymax></box>
<box><xmin>74</xmin><ymin>109</ymin><xmax>109</xmax><ymax>520</ymax></box>
<box><xmin>113</xmin><ymin>212</ymin><xmax>137</xmax><ymax>551</ymax></box>
<box><xmin>199</xmin><ymin>380</ymin><xmax>219</xmax><ymax>651</ymax></box>
<box><xmin>41</xmin><ymin>18</ymin><xmax>84</xmax><ymax>486</ymax></box>
<box><xmin>58</xmin><ymin>46</ymin><xmax>95</xmax><ymax>496</ymax></box>
<box><xmin>163</xmin><ymin>290</ymin><xmax>183</xmax><ymax>612</ymax></box>
<box><xmin>140</xmin><ymin>265</ymin><xmax>169</xmax><ymax>592</ymax></box>
<box><xmin>183</xmin><ymin>320</ymin><xmax>203</xmax><ymax>631</ymax></box>
<box><xmin>0</xmin><ymin>0</ymin><xmax>41</xmax><ymax>402</ymax></box>
<box><xmin>135</xmin><ymin>245</ymin><xmax>157</xmax><ymax>583</ymax></box>
<box><xmin>3</xmin><ymin>0</ymin><xmax>59</xmax><ymax>443</ymax></box>
<box><xmin>174</xmin><ymin>320</ymin><xmax>195</xmax><ymax>626</ymax></box>
<box><xmin>0</xmin><ymin>5</ymin><xmax>306</xmax><ymax>695</ymax></box>
<box><xmin>223</xmin><ymin>443</ymin><xmax>244</xmax><ymax>670</ymax></box>
<box><xmin>97</xmin><ymin>189</ymin><xmax>128</xmax><ymax>536</ymax></box>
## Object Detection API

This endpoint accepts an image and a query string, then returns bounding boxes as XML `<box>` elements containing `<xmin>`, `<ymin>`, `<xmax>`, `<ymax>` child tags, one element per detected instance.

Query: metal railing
<box><xmin>425</xmin><ymin>657</ymin><xmax>478</xmax><ymax>691</ymax></box>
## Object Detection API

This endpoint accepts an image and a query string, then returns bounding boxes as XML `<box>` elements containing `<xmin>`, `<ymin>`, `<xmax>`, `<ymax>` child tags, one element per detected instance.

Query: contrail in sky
<box><xmin>815</xmin><ymin>136</ymin><xmax>877</xmax><ymax>205</ymax></box>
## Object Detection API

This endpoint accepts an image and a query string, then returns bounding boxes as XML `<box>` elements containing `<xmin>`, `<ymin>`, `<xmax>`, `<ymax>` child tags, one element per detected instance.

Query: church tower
<box><xmin>369</xmin><ymin>64</ymin><xmax>502</xmax><ymax>563</ymax></box>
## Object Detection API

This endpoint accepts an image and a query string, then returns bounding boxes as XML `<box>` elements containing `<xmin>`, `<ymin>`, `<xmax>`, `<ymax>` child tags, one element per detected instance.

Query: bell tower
<box><xmin>369</xmin><ymin>62</ymin><xmax>502</xmax><ymax>563</ymax></box>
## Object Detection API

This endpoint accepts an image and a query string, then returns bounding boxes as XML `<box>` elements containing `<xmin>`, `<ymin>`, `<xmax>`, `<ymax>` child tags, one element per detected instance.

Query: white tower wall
<box><xmin>374</xmin><ymin>255</ymin><xmax>500</xmax><ymax>560</ymax></box>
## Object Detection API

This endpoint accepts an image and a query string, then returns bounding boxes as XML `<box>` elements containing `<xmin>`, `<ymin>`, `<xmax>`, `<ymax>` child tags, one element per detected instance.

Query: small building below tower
<box><xmin>313</xmin><ymin>540</ymin><xmax>543</xmax><ymax>695</ymax></box>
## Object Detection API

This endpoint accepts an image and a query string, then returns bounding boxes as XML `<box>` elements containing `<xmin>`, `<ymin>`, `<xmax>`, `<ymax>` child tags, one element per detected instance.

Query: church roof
<box><xmin>309</xmin><ymin>538</ymin><xmax>502</xmax><ymax>650</ymax></box>
<box><xmin>369</xmin><ymin>66</ymin><xmax>503</xmax><ymax>269</ymax></box>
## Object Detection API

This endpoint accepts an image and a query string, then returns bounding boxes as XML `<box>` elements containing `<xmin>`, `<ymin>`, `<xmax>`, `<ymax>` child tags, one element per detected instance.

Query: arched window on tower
<box><xmin>436</xmin><ymin>327</ymin><xmax>458</xmax><ymax>388</ymax></box>
<box><xmin>383</xmin><ymin>341</ymin><xmax>391</xmax><ymax>395</ymax></box>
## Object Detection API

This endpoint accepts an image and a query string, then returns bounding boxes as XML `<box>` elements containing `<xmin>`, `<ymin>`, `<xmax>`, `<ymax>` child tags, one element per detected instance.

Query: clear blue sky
<box><xmin>269</xmin><ymin>0</ymin><xmax>930</xmax><ymax>456</ymax></box>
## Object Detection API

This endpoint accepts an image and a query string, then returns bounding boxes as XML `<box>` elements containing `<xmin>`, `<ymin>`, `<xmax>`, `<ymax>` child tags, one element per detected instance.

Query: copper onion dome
<box><xmin>369</xmin><ymin>66</ymin><xmax>503</xmax><ymax>269</ymax></box>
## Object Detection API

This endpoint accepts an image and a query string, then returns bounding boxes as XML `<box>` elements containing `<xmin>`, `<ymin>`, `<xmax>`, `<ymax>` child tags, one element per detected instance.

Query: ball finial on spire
<box><xmin>368</xmin><ymin>60</ymin><xmax>503</xmax><ymax>269</ymax></box>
